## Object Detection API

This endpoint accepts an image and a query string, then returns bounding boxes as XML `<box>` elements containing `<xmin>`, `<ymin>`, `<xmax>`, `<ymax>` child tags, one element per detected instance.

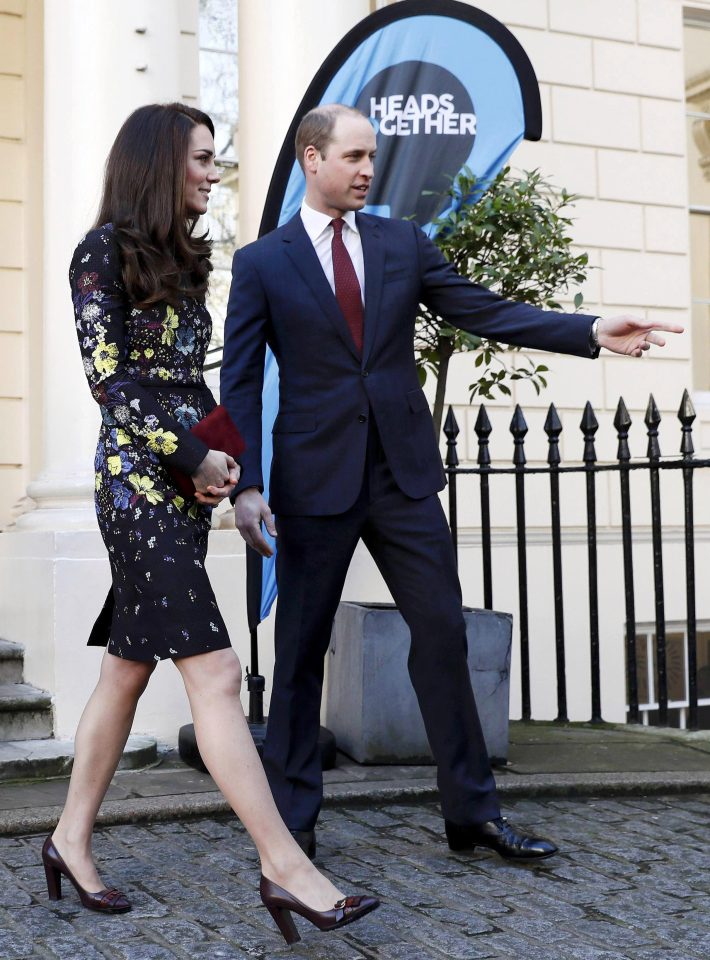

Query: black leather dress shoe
<box><xmin>289</xmin><ymin>829</ymin><xmax>316</xmax><ymax>860</ymax></box>
<box><xmin>445</xmin><ymin>816</ymin><xmax>558</xmax><ymax>861</ymax></box>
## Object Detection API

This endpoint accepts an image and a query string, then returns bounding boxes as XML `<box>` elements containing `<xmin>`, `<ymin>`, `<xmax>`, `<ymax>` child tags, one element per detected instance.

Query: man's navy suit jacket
<box><xmin>221</xmin><ymin>212</ymin><xmax>595</xmax><ymax>517</ymax></box>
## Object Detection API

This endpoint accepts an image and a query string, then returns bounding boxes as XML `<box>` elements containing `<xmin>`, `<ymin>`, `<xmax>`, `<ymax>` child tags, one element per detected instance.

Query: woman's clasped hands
<box><xmin>191</xmin><ymin>450</ymin><xmax>240</xmax><ymax>504</ymax></box>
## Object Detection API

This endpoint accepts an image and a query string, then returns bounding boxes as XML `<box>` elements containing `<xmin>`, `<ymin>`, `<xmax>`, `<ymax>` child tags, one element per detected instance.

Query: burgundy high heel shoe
<box><xmin>260</xmin><ymin>875</ymin><xmax>379</xmax><ymax>944</ymax></box>
<box><xmin>41</xmin><ymin>836</ymin><xmax>131</xmax><ymax>913</ymax></box>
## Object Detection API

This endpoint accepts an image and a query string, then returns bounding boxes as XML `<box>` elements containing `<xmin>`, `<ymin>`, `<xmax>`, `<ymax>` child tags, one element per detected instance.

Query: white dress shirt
<box><xmin>300</xmin><ymin>200</ymin><xmax>365</xmax><ymax>305</ymax></box>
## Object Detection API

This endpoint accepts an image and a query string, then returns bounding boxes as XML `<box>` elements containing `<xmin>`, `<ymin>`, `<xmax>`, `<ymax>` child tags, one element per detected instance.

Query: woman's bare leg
<box><xmin>51</xmin><ymin>652</ymin><xmax>155</xmax><ymax>891</ymax></box>
<box><xmin>175</xmin><ymin>648</ymin><xmax>345</xmax><ymax>911</ymax></box>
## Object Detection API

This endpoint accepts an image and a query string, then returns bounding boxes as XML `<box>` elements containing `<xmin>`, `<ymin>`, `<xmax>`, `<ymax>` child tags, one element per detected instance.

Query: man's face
<box><xmin>304</xmin><ymin>115</ymin><xmax>377</xmax><ymax>217</ymax></box>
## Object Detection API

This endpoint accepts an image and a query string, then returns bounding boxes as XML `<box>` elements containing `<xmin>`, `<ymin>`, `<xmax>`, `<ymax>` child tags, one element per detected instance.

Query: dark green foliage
<box><xmin>415</xmin><ymin>166</ymin><xmax>590</xmax><ymax>435</ymax></box>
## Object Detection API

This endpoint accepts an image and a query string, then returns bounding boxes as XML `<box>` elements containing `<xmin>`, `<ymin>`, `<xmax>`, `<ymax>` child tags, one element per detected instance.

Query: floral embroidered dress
<box><xmin>69</xmin><ymin>223</ymin><xmax>232</xmax><ymax>662</ymax></box>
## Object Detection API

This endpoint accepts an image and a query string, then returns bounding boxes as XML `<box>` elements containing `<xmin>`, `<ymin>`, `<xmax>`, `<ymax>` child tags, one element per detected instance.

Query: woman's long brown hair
<box><xmin>94</xmin><ymin>103</ymin><xmax>215</xmax><ymax>307</ymax></box>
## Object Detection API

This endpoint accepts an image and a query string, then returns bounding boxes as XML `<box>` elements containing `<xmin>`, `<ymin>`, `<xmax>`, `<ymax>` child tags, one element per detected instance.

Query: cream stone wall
<box><xmin>2</xmin><ymin>0</ymin><xmax>708</xmax><ymax>739</ymax></box>
<box><xmin>0</xmin><ymin>0</ymin><xmax>41</xmax><ymax>530</ymax></box>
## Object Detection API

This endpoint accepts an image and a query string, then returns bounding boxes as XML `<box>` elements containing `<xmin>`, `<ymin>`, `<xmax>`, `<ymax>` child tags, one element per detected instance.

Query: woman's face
<box><xmin>184</xmin><ymin>123</ymin><xmax>220</xmax><ymax>216</ymax></box>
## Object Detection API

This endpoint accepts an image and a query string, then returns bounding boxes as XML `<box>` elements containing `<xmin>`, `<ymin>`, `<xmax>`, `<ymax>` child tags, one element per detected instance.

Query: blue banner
<box><xmin>250</xmin><ymin>0</ymin><xmax>541</xmax><ymax>626</ymax></box>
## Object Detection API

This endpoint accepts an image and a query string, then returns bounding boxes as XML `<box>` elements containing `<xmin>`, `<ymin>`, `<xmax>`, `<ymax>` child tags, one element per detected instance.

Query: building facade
<box><xmin>0</xmin><ymin>0</ymin><xmax>708</xmax><ymax>742</ymax></box>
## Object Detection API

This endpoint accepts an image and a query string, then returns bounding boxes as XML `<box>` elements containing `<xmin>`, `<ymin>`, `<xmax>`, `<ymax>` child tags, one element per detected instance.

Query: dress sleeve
<box><xmin>69</xmin><ymin>226</ymin><xmax>209</xmax><ymax>475</ymax></box>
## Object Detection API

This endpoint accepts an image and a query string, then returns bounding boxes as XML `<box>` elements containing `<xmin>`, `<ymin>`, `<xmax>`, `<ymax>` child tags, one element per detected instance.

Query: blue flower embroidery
<box><xmin>111</xmin><ymin>479</ymin><xmax>132</xmax><ymax>510</ymax></box>
<box><xmin>175</xmin><ymin>403</ymin><xmax>200</xmax><ymax>429</ymax></box>
<box><xmin>175</xmin><ymin>326</ymin><xmax>196</xmax><ymax>356</ymax></box>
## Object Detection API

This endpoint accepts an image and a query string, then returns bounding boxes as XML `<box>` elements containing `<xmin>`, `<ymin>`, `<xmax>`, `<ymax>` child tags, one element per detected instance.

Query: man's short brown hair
<box><xmin>295</xmin><ymin>104</ymin><xmax>368</xmax><ymax>170</ymax></box>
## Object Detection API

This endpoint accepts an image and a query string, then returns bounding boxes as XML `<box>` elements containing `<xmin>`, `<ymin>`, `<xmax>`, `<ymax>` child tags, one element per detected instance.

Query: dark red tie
<box><xmin>331</xmin><ymin>218</ymin><xmax>364</xmax><ymax>354</ymax></box>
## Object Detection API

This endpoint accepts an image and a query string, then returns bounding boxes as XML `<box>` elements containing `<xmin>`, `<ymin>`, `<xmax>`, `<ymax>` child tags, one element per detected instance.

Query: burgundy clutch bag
<box><xmin>169</xmin><ymin>404</ymin><xmax>246</xmax><ymax>498</ymax></box>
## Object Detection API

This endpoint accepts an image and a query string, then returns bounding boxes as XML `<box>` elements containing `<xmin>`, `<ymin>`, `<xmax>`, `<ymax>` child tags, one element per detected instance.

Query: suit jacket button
<box><xmin>362</xmin><ymin>370</ymin><xmax>369</xmax><ymax>377</ymax></box>
<box><xmin>358</xmin><ymin>414</ymin><xmax>367</xmax><ymax>423</ymax></box>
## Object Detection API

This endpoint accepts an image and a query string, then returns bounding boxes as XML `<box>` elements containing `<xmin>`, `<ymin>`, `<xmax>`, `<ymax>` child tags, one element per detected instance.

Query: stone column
<box><xmin>17</xmin><ymin>0</ymin><xmax>197</xmax><ymax>531</ymax></box>
<box><xmin>237</xmin><ymin>0</ymin><xmax>371</xmax><ymax>243</ymax></box>
<box><xmin>0</xmin><ymin>0</ymin><xmax>203</xmax><ymax>740</ymax></box>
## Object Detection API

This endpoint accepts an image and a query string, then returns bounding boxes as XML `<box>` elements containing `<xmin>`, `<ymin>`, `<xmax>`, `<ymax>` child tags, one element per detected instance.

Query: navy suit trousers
<box><xmin>262</xmin><ymin>421</ymin><xmax>501</xmax><ymax>831</ymax></box>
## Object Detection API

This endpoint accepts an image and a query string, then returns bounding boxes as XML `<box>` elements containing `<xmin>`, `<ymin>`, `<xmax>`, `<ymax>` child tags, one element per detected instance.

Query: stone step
<box><xmin>0</xmin><ymin>639</ymin><xmax>24</xmax><ymax>685</ymax></box>
<box><xmin>0</xmin><ymin>734</ymin><xmax>158</xmax><ymax>783</ymax></box>
<box><xmin>0</xmin><ymin>683</ymin><xmax>53</xmax><ymax>741</ymax></box>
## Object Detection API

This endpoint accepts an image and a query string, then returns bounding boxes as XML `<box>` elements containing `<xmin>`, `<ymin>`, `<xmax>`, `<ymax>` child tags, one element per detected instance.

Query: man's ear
<box><xmin>303</xmin><ymin>144</ymin><xmax>319</xmax><ymax>173</ymax></box>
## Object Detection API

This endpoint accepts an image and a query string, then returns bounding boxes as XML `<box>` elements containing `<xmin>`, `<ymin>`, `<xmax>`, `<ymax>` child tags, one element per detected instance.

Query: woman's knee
<box><xmin>178</xmin><ymin>648</ymin><xmax>242</xmax><ymax>698</ymax></box>
<box><xmin>99</xmin><ymin>653</ymin><xmax>155</xmax><ymax>699</ymax></box>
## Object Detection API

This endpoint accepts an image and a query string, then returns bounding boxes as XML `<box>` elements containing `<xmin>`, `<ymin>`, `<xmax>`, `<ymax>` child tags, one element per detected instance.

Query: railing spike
<box><xmin>678</xmin><ymin>388</ymin><xmax>696</xmax><ymax>425</ymax></box>
<box><xmin>645</xmin><ymin>393</ymin><xmax>661</xmax><ymax>428</ymax></box>
<box><xmin>614</xmin><ymin>396</ymin><xmax>632</xmax><ymax>463</ymax></box>
<box><xmin>613</xmin><ymin>396</ymin><xmax>632</xmax><ymax>433</ymax></box>
<box><xmin>544</xmin><ymin>403</ymin><xmax>562</xmax><ymax>437</ymax></box>
<box><xmin>474</xmin><ymin>403</ymin><xmax>492</xmax><ymax>438</ymax></box>
<box><xmin>580</xmin><ymin>401</ymin><xmax>598</xmax><ymax>464</ymax></box>
<box><xmin>443</xmin><ymin>405</ymin><xmax>459</xmax><ymax>440</ymax></box>
<box><xmin>443</xmin><ymin>406</ymin><xmax>459</xmax><ymax>468</ymax></box>
<box><xmin>645</xmin><ymin>394</ymin><xmax>661</xmax><ymax>461</ymax></box>
<box><xmin>545</xmin><ymin>403</ymin><xmax>562</xmax><ymax>466</ymax></box>
<box><xmin>678</xmin><ymin>389</ymin><xmax>696</xmax><ymax>459</ymax></box>
<box><xmin>510</xmin><ymin>404</ymin><xmax>528</xmax><ymax>467</ymax></box>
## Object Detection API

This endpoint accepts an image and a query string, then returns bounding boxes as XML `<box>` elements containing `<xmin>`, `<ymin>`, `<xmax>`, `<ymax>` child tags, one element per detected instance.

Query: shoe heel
<box><xmin>43</xmin><ymin>860</ymin><xmax>62</xmax><ymax>901</ymax></box>
<box><xmin>266</xmin><ymin>903</ymin><xmax>300</xmax><ymax>945</ymax></box>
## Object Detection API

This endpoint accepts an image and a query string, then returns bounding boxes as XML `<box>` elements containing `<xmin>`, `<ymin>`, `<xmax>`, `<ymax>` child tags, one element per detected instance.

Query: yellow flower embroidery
<box><xmin>172</xmin><ymin>495</ymin><xmax>185</xmax><ymax>512</ymax></box>
<box><xmin>145</xmin><ymin>348</ymin><xmax>155</xmax><ymax>359</ymax></box>
<box><xmin>95</xmin><ymin>472</ymin><xmax>102</xmax><ymax>491</ymax></box>
<box><xmin>128</xmin><ymin>472</ymin><xmax>164</xmax><ymax>505</ymax></box>
<box><xmin>157</xmin><ymin>367</ymin><xmax>171</xmax><ymax>381</ymax></box>
<box><xmin>161</xmin><ymin>306</ymin><xmax>179</xmax><ymax>345</ymax></box>
<box><xmin>107</xmin><ymin>455</ymin><xmax>123</xmax><ymax>476</ymax></box>
<box><xmin>129</xmin><ymin>349</ymin><xmax>140</xmax><ymax>361</ymax></box>
<box><xmin>93</xmin><ymin>340</ymin><xmax>118</xmax><ymax>375</ymax></box>
<box><xmin>146</xmin><ymin>428</ymin><xmax>178</xmax><ymax>456</ymax></box>
<box><xmin>188</xmin><ymin>503</ymin><xmax>202</xmax><ymax>520</ymax></box>
<box><xmin>115</xmin><ymin>429</ymin><xmax>131</xmax><ymax>446</ymax></box>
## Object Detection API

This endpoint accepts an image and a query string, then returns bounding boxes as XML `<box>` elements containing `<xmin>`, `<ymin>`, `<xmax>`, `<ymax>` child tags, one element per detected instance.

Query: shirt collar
<box><xmin>300</xmin><ymin>200</ymin><xmax>359</xmax><ymax>243</ymax></box>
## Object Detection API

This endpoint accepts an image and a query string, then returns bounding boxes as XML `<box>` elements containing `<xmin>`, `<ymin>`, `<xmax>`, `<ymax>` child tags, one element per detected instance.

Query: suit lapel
<box><xmin>358</xmin><ymin>213</ymin><xmax>384</xmax><ymax>368</ymax></box>
<box><xmin>281</xmin><ymin>214</ymin><xmax>360</xmax><ymax>362</ymax></box>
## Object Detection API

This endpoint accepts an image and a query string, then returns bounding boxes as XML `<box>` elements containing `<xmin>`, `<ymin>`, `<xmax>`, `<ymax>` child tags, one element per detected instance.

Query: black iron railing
<box><xmin>443</xmin><ymin>389</ymin><xmax>709</xmax><ymax>730</ymax></box>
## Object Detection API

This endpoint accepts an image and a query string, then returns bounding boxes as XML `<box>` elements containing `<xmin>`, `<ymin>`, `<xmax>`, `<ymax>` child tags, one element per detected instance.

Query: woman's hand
<box><xmin>191</xmin><ymin>450</ymin><xmax>240</xmax><ymax>505</ymax></box>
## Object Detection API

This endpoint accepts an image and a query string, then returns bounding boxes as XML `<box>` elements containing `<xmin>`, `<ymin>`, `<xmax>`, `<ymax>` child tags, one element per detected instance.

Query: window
<box><xmin>199</xmin><ymin>0</ymin><xmax>238</xmax><ymax>364</ymax></box>
<box><xmin>685</xmin><ymin>14</ymin><xmax>710</xmax><ymax>393</ymax></box>
<box><xmin>628</xmin><ymin>625</ymin><xmax>710</xmax><ymax>729</ymax></box>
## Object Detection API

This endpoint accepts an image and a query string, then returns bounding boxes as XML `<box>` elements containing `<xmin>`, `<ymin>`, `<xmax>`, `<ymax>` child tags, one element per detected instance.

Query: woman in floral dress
<box><xmin>42</xmin><ymin>103</ymin><xmax>377</xmax><ymax>943</ymax></box>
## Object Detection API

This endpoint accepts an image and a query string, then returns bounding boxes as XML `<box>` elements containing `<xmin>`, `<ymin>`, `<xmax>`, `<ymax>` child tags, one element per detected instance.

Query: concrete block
<box><xmin>177</xmin><ymin>0</ymin><xmax>199</xmax><ymax>34</ymax></box>
<box><xmin>511</xmin><ymin>26</ymin><xmax>593</xmax><ymax>88</ymax></box>
<box><xmin>0</xmin><ymin>201</ymin><xmax>23</xmax><ymax>268</ymax></box>
<box><xmin>571</xmin><ymin>198</ymin><xmax>643</xmax><ymax>251</ymax></box>
<box><xmin>510</xmin><ymin>141</ymin><xmax>597</xmax><ymax>197</ymax></box>
<box><xmin>0</xmin><ymin>269</ymin><xmax>23</xmax><ymax>330</ymax></box>
<box><xmin>638</xmin><ymin>0</ymin><xmax>683</xmax><ymax>50</ymax></box>
<box><xmin>0</xmin><ymin>682</ymin><xmax>52</xmax><ymax>740</ymax></box>
<box><xmin>180</xmin><ymin>32</ymin><xmax>199</xmax><ymax>101</ymax></box>
<box><xmin>325</xmin><ymin>602</ymin><xmax>512</xmax><ymax>764</ymax></box>
<box><xmin>600</xmin><ymin>249</ymin><xmax>690</xmax><ymax>308</ymax></box>
<box><xmin>645</xmin><ymin>308</ymin><xmax>691</xmax><ymax>360</ymax></box>
<box><xmin>604</xmin><ymin>356</ymin><xmax>691</xmax><ymax>412</ymax></box>
<box><xmin>0</xmin><ymin>639</ymin><xmax>23</xmax><ymax>684</ymax></box>
<box><xmin>552</xmin><ymin>88</ymin><xmax>640</xmax><ymax>150</ymax></box>
<box><xmin>0</xmin><ymin>400</ymin><xmax>23</xmax><ymax>464</ymax></box>
<box><xmin>644</xmin><ymin>206</ymin><xmax>690</xmax><ymax>254</ymax></box>
<box><xmin>0</xmin><ymin>11</ymin><xmax>23</xmax><ymax>75</ymax></box>
<box><xmin>0</xmin><ymin>74</ymin><xmax>23</xmax><ymax>139</ymax></box>
<box><xmin>0</xmin><ymin>141</ymin><xmax>23</xmax><ymax>201</ymax></box>
<box><xmin>461</xmin><ymin>0</ymin><xmax>548</xmax><ymax>29</ymax></box>
<box><xmin>549</xmin><ymin>0</ymin><xmax>636</xmax><ymax>42</ymax></box>
<box><xmin>0</xmin><ymin>334</ymin><xmax>23</xmax><ymax>397</ymax></box>
<box><xmin>640</xmin><ymin>98</ymin><xmax>686</xmax><ymax>155</ymax></box>
<box><xmin>593</xmin><ymin>40</ymin><xmax>684</xmax><ymax>100</ymax></box>
<box><xmin>598</xmin><ymin>150</ymin><xmax>687</xmax><ymax>206</ymax></box>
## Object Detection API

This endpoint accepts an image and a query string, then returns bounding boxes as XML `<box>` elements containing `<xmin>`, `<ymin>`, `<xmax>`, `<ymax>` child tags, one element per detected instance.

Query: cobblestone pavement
<box><xmin>0</xmin><ymin>794</ymin><xmax>708</xmax><ymax>960</ymax></box>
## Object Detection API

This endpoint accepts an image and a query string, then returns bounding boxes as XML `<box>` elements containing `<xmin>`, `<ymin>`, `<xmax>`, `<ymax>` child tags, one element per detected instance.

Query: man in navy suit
<box><xmin>221</xmin><ymin>104</ymin><xmax>679</xmax><ymax>861</ymax></box>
